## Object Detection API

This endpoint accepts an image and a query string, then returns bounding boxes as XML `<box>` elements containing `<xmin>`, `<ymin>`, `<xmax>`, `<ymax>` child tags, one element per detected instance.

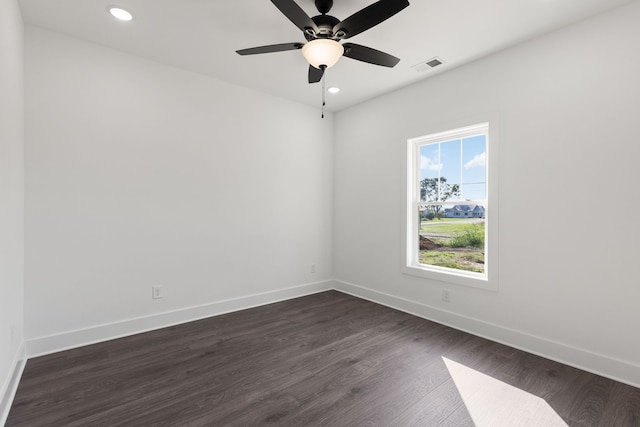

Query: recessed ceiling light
<box><xmin>328</xmin><ymin>87</ymin><xmax>340</xmax><ymax>94</ymax></box>
<box><xmin>108</xmin><ymin>7</ymin><xmax>133</xmax><ymax>21</ymax></box>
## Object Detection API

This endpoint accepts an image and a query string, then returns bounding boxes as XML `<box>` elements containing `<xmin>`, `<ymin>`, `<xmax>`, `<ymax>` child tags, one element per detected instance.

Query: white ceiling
<box><xmin>19</xmin><ymin>0</ymin><xmax>634</xmax><ymax>112</ymax></box>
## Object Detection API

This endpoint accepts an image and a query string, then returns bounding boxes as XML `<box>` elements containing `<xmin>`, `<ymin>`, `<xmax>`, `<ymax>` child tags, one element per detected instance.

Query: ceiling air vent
<box><xmin>412</xmin><ymin>57</ymin><xmax>444</xmax><ymax>72</ymax></box>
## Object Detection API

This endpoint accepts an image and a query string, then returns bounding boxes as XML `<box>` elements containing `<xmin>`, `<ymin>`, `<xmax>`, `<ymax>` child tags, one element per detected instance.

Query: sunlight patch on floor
<box><xmin>443</xmin><ymin>357</ymin><xmax>568</xmax><ymax>427</ymax></box>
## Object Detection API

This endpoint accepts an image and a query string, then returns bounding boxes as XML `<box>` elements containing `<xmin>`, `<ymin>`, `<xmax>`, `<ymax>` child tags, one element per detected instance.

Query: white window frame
<box><xmin>402</xmin><ymin>120</ymin><xmax>499</xmax><ymax>291</ymax></box>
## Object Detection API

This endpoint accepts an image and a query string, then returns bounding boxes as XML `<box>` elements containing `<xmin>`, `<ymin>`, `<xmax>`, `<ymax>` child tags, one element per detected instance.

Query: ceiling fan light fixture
<box><xmin>302</xmin><ymin>39</ymin><xmax>344</xmax><ymax>69</ymax></box>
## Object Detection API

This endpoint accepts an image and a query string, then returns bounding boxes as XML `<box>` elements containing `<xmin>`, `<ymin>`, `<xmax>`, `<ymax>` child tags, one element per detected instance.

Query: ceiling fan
<box><xmin>236</xmin><ymin>0</ymin><xmax>410</xmax><ymax>84</ymax></box>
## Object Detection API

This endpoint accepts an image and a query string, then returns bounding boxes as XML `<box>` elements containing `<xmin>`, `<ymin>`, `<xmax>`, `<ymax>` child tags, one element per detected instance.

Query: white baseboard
<box><xmin>1</xmin><ymin>341</ymin><xmax>26</xmax><ymax>427</ymax></box>
<box><xmin>334</xmin><ymin>279</ymin><xmax>640</xmax><ymax>389</ymax></box>
<box><xmin>27</xmin><ymin>280</ymin><xmax>334</xmax><ymax>358</ymax></box>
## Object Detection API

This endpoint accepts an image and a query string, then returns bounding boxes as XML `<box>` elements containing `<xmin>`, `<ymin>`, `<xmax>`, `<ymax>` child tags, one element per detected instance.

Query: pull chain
<box><xmin>320</xmin><ymin>65</ymin><xmax>327</xmax><ymax>119</ymax></box>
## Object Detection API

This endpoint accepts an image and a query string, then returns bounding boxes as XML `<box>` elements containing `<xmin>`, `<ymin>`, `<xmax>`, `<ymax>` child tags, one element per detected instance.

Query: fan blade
<box><xmin>236</xmin><ymin>42</ymin><xmax>304</xmax><ymax>55</ymax></box>
<box><xmin>271</xmin><ymin>0</ymin><xmax>319</xmax><ymax>35</ymax></box>
<box><xmin>333</xmin><ymin>0</ymin><xmax>409</xmax><ymax>39</ymax></box>
<box><xmin>342</xmin><ymin>43</ymin><xmax>400</xmax><ymax>67</ymax></box>
<box><xmin>308</xmin><ymin>65</ymin><xmax>325</xmax><ymax>83</ymax></box>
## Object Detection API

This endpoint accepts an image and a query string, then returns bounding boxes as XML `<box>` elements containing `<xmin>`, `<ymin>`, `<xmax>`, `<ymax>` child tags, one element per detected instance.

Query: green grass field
<box><xmin>420</xmin><ymin>220</ymin><xmax>482</xmax><ymax>235</ymax></box>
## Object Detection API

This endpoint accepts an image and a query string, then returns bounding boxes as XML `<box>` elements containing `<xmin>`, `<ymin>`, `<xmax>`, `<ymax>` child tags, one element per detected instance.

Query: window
<box><xmin>403</xmin><ymin>122</ymin><xmax>498</xmax><ymax>290</ymax></box>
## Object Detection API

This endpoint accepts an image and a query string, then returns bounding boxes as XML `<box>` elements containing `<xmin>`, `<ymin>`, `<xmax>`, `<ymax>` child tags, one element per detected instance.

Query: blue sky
<box><xmin>420</xmin><ymin>135</ymin><xmax>486</xmax><ymax>202</ymax></box>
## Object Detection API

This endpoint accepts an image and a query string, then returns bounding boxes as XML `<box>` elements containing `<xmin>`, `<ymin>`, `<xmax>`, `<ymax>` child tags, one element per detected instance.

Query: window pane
<box><xmin>420</xmin><ymin>144</ymin><xmax>440</xmax><ymax>183</ymax></box>
<box><xmin>419</xmin><ymin>140</ymin><xmax>462</xmax><ymax>206</ymax></box>
<box><xmin>439</xmin><ymin>139</ymin><xmax>462</xmax><ymax>202</ymax></box>
<box><xmin>419</xmin><ymin>207</ymin><xmax>485</xmax><ymax>273</ymax></box>
<box><xmin>461</xmin><ymin>135</ymin><xmax>486</xmax><ymax>201</ymax></box>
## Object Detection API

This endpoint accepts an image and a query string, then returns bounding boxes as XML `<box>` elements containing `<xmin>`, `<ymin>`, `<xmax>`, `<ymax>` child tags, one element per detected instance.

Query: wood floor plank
<box><xmin>7</xmin><ymin>290</ymin><xmax>640</xmax><ymax>426</ymax></box>
<box><xmin>600</xmin><ymin>384</ymin><xmax>640</xmax><ymax>427</ymax></box>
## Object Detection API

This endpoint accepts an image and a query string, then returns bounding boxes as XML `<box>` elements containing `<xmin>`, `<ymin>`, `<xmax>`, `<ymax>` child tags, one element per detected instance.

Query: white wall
<box><xmin>24</xmin><ymin>27</ymin><xmax>333</xmax><ymax>353</ymax></box>
<box><xmin>333</xmin><ymin>1</ymin><xmax>640</xmax><ymax>386</ymax></box>
<box><xmin>0</xmin><ymin>0</ymin><xmax>25</xmax><ymax>420</ymax></box>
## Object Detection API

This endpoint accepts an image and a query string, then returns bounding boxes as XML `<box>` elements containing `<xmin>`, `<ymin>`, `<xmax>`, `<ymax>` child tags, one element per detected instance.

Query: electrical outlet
<box><xmin>442</xmin><ymin>290</ymin><xmax>451</xmax><ymax>303</ymax></box>
<box><xmin>152</xmin><ymin>286</ymin><xmax>163</xmax><ymax>299</ymax></box>
<box><xmin>310</xmin><ymin>263</ymin><xmax>316</xmax><ymax>273</ymax></box>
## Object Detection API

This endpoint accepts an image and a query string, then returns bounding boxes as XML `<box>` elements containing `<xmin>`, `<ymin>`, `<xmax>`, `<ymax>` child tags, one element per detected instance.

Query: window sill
<box><xmin>401</xmin><ymin>264</ymin><xmax>498</xmax><ymax>291</ymax></box>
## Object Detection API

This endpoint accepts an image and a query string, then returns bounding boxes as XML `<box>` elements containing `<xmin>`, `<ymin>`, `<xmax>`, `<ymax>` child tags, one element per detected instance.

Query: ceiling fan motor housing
<box><xmin>306</xmin><ymin>14</ymin><xmax>340</xmax><ymax>40</ymax></box>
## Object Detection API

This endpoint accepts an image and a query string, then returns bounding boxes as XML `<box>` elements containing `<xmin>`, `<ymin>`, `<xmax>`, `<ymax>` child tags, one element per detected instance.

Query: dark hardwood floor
<box><xmin>7</xmin><ymin>291</ymin><xmax>640</xmax><ymax>426</ymax></box>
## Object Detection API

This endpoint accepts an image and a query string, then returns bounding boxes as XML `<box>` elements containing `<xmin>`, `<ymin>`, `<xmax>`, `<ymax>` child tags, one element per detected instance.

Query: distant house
<box><xmin>444</xmin><ymin>204</ymin><xmax>485</xmax><ymax>218</ymax></box>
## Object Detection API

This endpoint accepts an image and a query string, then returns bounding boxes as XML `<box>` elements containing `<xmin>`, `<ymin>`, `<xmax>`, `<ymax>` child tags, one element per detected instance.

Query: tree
<box><xmin>420</xmin><ymin>177</ymin><xmax>460</xmax><ymax>218</ymax></box>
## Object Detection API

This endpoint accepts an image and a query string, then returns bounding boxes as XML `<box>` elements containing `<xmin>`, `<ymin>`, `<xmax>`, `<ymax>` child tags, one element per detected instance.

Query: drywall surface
<box><xmin>0</xmin><ymin>0</ymin><xmax>25</xmax><ymax>418</ymax></box>
<box><xmin>333</xmin><ymin>2</ymin><xmax>640</xmax><ymax>384</ymax></box>
<box><xmin>24</xmin><ymin>27</ymin><xmax>333</xmax><ymax>342</ymax></box>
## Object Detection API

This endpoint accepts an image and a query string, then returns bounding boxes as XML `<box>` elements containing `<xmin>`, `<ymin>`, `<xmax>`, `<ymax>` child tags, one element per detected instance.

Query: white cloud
<box><xmin>464</xmin><ymin>152</ymin><xmax>486</xmax><ymax>169</ymax></box>
<box><xmin>421</xmin><ymin>156</ymin><xmax>442</xmax><ymax>171</ymax></box>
